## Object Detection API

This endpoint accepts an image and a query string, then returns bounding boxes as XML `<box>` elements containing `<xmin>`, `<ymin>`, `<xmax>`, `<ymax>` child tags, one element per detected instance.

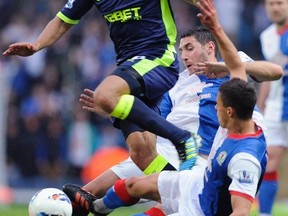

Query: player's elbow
<box><xmin>271</xmin><ymin>64</ymin><xmax>283</xmax><ymax>80</ymax></box>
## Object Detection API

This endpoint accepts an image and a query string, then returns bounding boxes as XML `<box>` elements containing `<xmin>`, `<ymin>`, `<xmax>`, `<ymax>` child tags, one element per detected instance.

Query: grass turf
<box><xmin>1</xmin><ymin>202</ymin><xmax>287</xmax><ymax>215</ymax></box>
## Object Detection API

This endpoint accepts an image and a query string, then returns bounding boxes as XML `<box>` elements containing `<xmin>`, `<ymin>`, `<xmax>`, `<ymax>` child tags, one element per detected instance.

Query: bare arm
<box><xmin>230</xmin><ymin>195</ymin><xmax>252</xmax><ymax>216</ymax></box>
<box><xmin>244</xmin><ymin>61</ymin><xmax>283</xmax><ymax>82</ymax></box>
<box><xmin>3</xmin><ymin>16</ymin><xmax>72</xmax><ymax>56</ymax></box>
<box><xmin>196</xmin><ymin>0</ymin><xmax>246</xmax><ymax>80</ymax></box>
<box><xmin>33</xmin><ymin>16</ymin><xmax>72</xmax><ymax>52</ymax></box>
<box><xmin>194</xmin><ymin>61</ymin><xmax>282</xmax><ymax>81</ymax></box>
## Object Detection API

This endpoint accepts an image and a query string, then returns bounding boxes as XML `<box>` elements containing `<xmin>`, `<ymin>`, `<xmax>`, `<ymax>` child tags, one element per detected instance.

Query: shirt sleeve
<box><xmin>57</xmin><ymin>0</ymin><xmax>94</xmax><ymax>24</ymax></box>
<box><xmin>160</xmin><ymin>92</ymin><xmax>172</xmax><ymax>119</ymax></box>
<box><xmin>227</xmin><ymin>153</ymin><xmax>262</xmax><ymax>202</ymax></box>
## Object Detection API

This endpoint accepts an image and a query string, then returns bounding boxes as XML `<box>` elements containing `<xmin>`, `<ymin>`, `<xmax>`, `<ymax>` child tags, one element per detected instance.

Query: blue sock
<box><xmin>258</xmin><ymin>172</ymin><xmax>278</xmax><ymax>214</ymax></box>
<box><xmin>127</xmin><ymin>97</ymin><xmax>190</xmax><ymax>144</ymax></box>
<box><xmin>102</xmin><ymin>187</ymin><xmax>127</xmax><ymax>209</ymax></box>
<box><xmin>103</xmin><ymin>179</ymin><xmax>140</xmax><ymax>209</ymax></box>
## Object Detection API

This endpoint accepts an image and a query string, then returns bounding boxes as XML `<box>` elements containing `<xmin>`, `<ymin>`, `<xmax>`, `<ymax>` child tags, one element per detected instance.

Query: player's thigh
<box><xmin>265</xmin><ymin>121</ymin><xmax>288</xmax><ymax>170</ymax></box>
<box><xmin>266</xmin><ymin>145</ymin><xmax>287</xmax><ymax>171</ymax></box>
<box><xmin>94</xmin><ymin>51</ymin><xmax>178</xmax><ymax>110</ymax></box>
<box><xmin>158</xmin><ymin>170</ymin><xmax>205</xmax><ymax>215</ymax></box>
<box><xmin>94</xmin><ymin>75</ymin><xmax>131</xmax><ymax>106</ymax></box>
<box><xmin>158</xmin><ymin>171</ymin><xmax>181</xmax><ymax>215</ymax></box>
<box><xmin>119</xmin><ymin>53</ymin><xmax>179</xmax><ymax>101</ymax></box>
<box><xmin>178</xmin><ymin>170</ymin><xmax>205</xmax><ymax>216</ymax></box>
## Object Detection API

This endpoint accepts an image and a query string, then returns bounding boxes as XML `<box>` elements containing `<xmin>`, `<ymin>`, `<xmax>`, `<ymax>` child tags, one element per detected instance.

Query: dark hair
<box><xmin>219</xmin><ymin>78</ymin><xmax>257</xmax><ymax>120</ymax></box>
<box><xmin>180</xmin><ymin>26</ymin><xmax>219</xmax><ymax>58</ymax></box>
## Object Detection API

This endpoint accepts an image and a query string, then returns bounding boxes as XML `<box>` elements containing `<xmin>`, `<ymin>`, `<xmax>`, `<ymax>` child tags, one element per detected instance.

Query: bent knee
<box><xmin>93</xmin><ymin>90</ymin><xmax>116</xmax><ymax>113</ymax></box>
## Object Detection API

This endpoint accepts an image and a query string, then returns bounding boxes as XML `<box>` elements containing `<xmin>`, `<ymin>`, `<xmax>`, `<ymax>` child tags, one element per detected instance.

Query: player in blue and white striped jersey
<box><xmin>155</xmin><ymin>28</ymin><xmax>279</xmax><ymax>169</ymax></box>
<box><xmin>160</xmin><ymin>50</ymin><xmax>251</xmax><ymax>158</ymax></box>
<box><xmin>257</xmin><ymin>1</ymin><xmax>288</xmax><ymax>215</ymax></box>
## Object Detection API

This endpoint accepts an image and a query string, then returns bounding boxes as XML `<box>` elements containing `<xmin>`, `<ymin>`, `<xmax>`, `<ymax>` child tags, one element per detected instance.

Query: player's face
<box><xmin>265</xmin><ymin>0</ymin><xmax>288</xmax><ymax>26</ymax></box>
<box><xmin>216</xmin><ymin>93</ymin><xmax>228</xmax><ymax>128</ymax></box>
<box><xmin>179</xmin><ymin>36</ymin><xmax>210</xmax><ymax>75</ymax></box>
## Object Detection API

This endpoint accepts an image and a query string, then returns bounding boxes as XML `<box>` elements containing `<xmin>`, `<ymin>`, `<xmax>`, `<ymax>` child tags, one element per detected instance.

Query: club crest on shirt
<box><xmin>216</xmin><ymin>151</ymin><xmax>227</xmax><ymax>165</ymax></box>
<box><xmin>238</xmin><ymin>170</ymin><xmax>254</xmax><ymax>184</ymax></box>
<box><xmin>65</xmin><ymin>0</ymin><xmax>76</xmax><ymax>9</ymax></box>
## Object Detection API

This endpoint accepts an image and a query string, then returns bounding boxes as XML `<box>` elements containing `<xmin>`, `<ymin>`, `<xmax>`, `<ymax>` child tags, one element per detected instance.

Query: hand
<box><xmin>3</xmin><ymin>42</ymin><xmax>37</xmax><ymax>56</ymax></box>
<box><xmin>194</xmin><ymin>62</ymin><xmax>229</xmax><ymax>78</ymax></box>
<box><xmin>79</xmin><ymin>89</ymin><xmax>96</xmax><ymax>113</ymax></box>
<box><xmin>196</xmin><ymin>0</ymin><xmax>220</xmax><ymax>31</ymax></box>
<box><xmin>79</xmin><ymin>88</ymin><xmax>110</xmax><ymax>117</ymax></box>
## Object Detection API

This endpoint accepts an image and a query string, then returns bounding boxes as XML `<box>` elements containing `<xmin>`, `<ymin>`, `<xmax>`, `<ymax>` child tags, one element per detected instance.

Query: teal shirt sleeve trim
<box><xmin>57</xmin><ymin>12</ymin><xmax>79</xmax><ymax>25</ymax></box>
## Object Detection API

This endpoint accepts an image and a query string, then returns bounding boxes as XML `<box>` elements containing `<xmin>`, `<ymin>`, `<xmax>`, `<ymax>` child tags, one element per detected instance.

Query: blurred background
<box><xmin>0</xmin><ymin>0</ymin><xmax>287</xmax><ymax>206</ymax></box>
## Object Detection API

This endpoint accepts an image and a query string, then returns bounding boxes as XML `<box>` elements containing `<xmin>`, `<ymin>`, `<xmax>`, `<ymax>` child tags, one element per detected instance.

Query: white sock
<box><xmin>93</xmin><ymin>198</ymin><xmax>113</xmax><ymax>214</ymax></box>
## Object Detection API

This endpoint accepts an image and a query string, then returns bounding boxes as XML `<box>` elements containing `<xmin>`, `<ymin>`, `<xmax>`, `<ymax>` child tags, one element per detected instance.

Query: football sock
<box><xmin>111</xmin><ymin>95</ymin><xmax>191</xmax><ymax>144</ymax></box>
<box><xmin>258</xmin><ymin>171</ymin><xmax>278</xmax><ymax>215</ymax></box>
<box><xmin>101</xmin><ymin>179</ymin><xmax>139</xmax><ymax>209</ymax></box>
<box><xmin>144</xmin><ymin>154</ymin><xmax>176</xmax><ymax>175</ymax></box>
<box><xmin>133</xmin><ymin>207</ymin><xmax>165</xmax><ymax>216</ymax></box>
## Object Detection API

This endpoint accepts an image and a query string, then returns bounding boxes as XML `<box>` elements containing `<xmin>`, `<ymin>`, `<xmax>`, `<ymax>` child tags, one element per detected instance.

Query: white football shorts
<box><xmin>158</xmin><ymin>156</ymin><xmax>207</xmax><ymax>216</ymax></box>
<box><xmin>264</xmin><ymin>121</ymin><xmax>288</xmax><ymax>147</ymax></box>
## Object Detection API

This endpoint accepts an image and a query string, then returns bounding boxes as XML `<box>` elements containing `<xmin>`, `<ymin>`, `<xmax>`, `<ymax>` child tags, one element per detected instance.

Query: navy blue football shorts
<box><xmin>112</xmin><ymin>50</ymin><xmax>179</xmax><ymax>138</ymax></box>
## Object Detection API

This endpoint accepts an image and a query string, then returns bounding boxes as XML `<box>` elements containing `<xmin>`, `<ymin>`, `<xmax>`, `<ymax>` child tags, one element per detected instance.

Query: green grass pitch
<box><xmin>0</xmin><ymin>202</ymin><xmax>287</xmax><ymax>215</ymax></box>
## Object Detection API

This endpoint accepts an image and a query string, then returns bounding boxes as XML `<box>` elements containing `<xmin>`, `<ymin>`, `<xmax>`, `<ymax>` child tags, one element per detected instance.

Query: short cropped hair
<box><xmin>219</xmin><ymin>78</ymin><xmax>257</xmax><ymax>120</ymax></box>
<box><xmin>180</xmin><ymin>26</ymin><xmax>219</xmax><ymax>57</ymax></box>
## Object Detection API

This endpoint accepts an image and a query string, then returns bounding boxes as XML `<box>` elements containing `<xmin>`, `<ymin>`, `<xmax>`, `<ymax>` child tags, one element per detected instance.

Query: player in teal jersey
<box><xmin>3</xmin><ymin>1</ymin><xmax>199</xmax><ymax>167</ymax></box>
<box><xmin>3</xmin><ymin>1</ymin><xmax>200</xmax><ymax>215</ymax></box>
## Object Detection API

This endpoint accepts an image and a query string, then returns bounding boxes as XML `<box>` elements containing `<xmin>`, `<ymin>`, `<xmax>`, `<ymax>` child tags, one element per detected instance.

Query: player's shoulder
<box><xmin>178</xmin><ymin>69</ymin><xmax>200</xmax><ymax>83</ymax></box>
<box><xmin>260</xmin><ymin>24</ymin><xmax>277</xmax><ymax>39</ymax></box>
<box><xmin>168</xmin><ymin>69</ymin><xmax>190</xmax><ymax>94</ymax></box>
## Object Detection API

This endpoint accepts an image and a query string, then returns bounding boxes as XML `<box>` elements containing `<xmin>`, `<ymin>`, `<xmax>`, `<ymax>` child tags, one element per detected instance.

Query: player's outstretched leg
<box><xmin>90</xmin><ymin>179</ymin><xmax>141</xmax><ymax>215</ymax></box>
<box><xmin>110</xmin><ymin>95</ymin><xmax>199</xmax><ymax>170</ymax></box>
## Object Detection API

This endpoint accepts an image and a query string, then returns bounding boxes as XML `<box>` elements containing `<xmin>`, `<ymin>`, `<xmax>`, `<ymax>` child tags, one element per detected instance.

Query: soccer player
<box><xmin>69</xmin><ymin>1</ymin><xmax>268</xmax><ymax>215</ymax></box>
<box><xmin>257</xmin><ymin>0</ymin><xmax>288</xmax><ymax>215</ymax></box>
<box><xmin>3</xmin><ymin>0</ymin><xmax>200</xmax><ymax>186</ymax></box>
